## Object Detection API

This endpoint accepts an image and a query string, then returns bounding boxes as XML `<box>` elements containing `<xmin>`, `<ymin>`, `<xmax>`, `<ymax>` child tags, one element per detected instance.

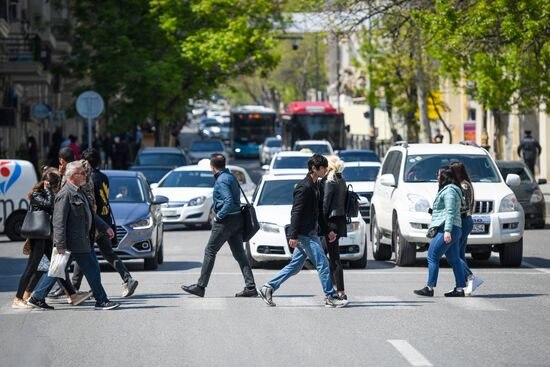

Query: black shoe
<box><xmin>258</xmin><ymin>285</ymin><xmax>276</xmax><ymax>307</ymax></box>
<box><xmin>235</xmin><ymin>288</ymin><xmax>258</xmax><ymax>297</ymax></box>
<box><xmin>47</xmin><ymin>288</ymin><xmax>66</xmax><ymax>299</ymax></box>
<box><xmin>94</xmin><ymin>301</ymin><xmax>120</xmax><ymax>310</ymax></box>
<box><xmin>444</xmin><ymin>288</ymin><xmax>465</xmax><ymax>297</ymax></box>
<box><xmin>27</xmin><ymin>297</ymin><xmax>54</xmax><ymax>310</ymax></box>
<box><xmin>181</xmin><ymin>284</ymin><xmax>205</xmax><ymax>297</ymax></box>
<box><xmin>414</xmin><ymin>286</ymin><xmax>434</xmax><ymax>297</ymax></box>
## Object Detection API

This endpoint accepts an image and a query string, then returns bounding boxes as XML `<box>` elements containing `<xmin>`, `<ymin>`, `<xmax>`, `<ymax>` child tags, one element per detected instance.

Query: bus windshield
<box><xmin>284</xmin><ymin>114</ymin><xmax>345</xmax><ymax>150</ymax></box>
<box><xmin>232</xmin><ymin>113</ymin><xmax>276</xmax><ymax>145</ymax></box>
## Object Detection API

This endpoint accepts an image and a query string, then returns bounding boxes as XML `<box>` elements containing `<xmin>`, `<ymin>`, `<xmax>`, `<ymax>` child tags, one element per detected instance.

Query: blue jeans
<box><xmin>71</xmin><ymin>250</ymin><xmax>109</xmax><ymax>305</ymax></box>
<box><xmin>267</xmin><ymin>235</ymin><xmax>335</xmax><ymax>296</ymax></box>
<box><xmin>459</xmin><ymin>216</ymin><xmax>474</xmax><ymax>279</ymax></box>
<box><xmin>427</xmin><ymin>225</ymin><xmax>466</xmax><ymax>288</ymax></box>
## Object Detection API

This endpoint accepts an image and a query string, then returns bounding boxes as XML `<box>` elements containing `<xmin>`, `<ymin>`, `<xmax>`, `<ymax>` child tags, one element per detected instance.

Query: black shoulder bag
<box><xmin>345</xmin><ymin>184</ymin><xmax>360</xmax><ymax>224</ymax></box>
<box><xmin>20</xmin><ymin>209</ymin><xmax>52</xmax><ymax>239</ymax></box>
<box><xmin>237</xmin><ymin>184</ymin><xmax>260</xmax><ymax>242</ymax></box>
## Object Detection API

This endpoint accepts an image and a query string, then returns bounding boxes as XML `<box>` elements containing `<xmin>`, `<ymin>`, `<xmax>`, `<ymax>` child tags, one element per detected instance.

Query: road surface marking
<box><xmin>173</xmin><ymin>270</ymin><xmax>547</xmax><ymax>276</ymax></box>
<box><xmin>522</xmin><ymin>261</ymin><xmax>550</xmax><ymax>274</ymax></box>
<box><xmin>388</xmin><ymin>339</ymin><xmax>433</xmax><ymax>367</ymax></box>
<box><xmin>446</xmin><ymin>297</ymin><xmax>505</xmax><ymax>311</ymax></box>
<box><xmin>183</xmin><ymin>298</ymin><xmax>227</xmax><ymax>310</ymax></box>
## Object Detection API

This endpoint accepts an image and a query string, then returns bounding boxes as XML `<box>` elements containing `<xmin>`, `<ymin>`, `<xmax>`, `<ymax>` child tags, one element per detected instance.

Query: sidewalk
<box><xmin>539</xmin><ymin>182</ymin><xmax>550</xmax><ymax>218</ymax></box>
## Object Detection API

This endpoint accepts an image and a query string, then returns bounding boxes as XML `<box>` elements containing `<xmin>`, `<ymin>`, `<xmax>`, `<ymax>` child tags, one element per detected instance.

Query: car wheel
<box><xmin>393</xmin><ymin>218</ymin><xmax>416</xmax><ymax>266</ymax></box>
<box><xmin>371</xmin><ymin>211</ymin><xmax>391</xmax><ymax>261</ymax></box>
<box><xmin>245</xmin><ymin>242</ymin><xmax>262</xmax><ymax>269</ymax></box>
<box><xmin>144</xmin><ymin>252</ymin><xmax>159</xmax><ymax>270</ymax></box>
<box><xmin>5</xmin><ymin>211</ymin><xmax>26</xmax><ymax>241</ymax></box>
<box><xmin>471</xmin><ymin>251</ymin><xmax>491</xmax><ymax>261</ymax></box>
<box><xmin>499</xmin><ymin>238</ymin><xmax>523</xmax><ymax>267</ymax></box>
<box><xmin>350</xmin><ymin>243</ymin><xmax>368</xmax><ymax>269</ymax></box>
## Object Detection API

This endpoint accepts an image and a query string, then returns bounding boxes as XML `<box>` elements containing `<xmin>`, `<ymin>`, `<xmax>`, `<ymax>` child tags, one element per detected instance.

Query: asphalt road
<box><xmin>1</xmin><ymin>129</ymin><xmax>549</xmax><ymax>366</ymax></box>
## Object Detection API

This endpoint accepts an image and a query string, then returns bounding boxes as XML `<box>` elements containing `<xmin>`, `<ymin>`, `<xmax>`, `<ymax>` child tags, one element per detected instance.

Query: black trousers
<box><xmin>197</xmin><ymin>214</ymin><xmax>255</xmax><ymax>289</ymax></box>
<box><xmin>323</xmin><ymin>236</ymin><xmax>345</xmax><ymax>292</ymax></box>
<box><xmin>72</xmin><ymin>233</ymin><xmax>131</xmax><ymax>289</ymax></box>
<box><xmin>524</xmin><ymin>159</ymin><xmax>536</xmax><ymax>175</ymax></box>
<box><xmin>17</xmin><ymin>239</ymin><xmax>76</xmax><ymax>298</ymax></box>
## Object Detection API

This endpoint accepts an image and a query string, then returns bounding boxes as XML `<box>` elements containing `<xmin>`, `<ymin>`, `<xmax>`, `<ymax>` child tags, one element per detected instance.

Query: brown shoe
<box><xmin>69</xmin><ymin>291</ymin><xmax>93</xmax><ymax>306</ymax></box>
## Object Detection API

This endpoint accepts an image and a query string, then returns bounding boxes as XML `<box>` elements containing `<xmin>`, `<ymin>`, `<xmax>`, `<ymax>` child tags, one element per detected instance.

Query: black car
<box><xmin>496</xmin><ymin>160</ymin><xmax>547</xmax><ymax>229</ymax></box>
<box><xmin>135</xmin><ymin>147</ymin><xmax>188</xmax><ymax>167</ymax></box>
<box><xmin>129</xmin><ymin>165</ymin><xmax>173</xmax><ymax>185</ymax></box>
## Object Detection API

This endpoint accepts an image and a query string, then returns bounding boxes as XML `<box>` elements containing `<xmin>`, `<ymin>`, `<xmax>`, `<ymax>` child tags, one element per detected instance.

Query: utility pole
<box><xmin>367</xmin><ymin>1</ymin><xmax>376</xmax><ymax>151</ymax></box>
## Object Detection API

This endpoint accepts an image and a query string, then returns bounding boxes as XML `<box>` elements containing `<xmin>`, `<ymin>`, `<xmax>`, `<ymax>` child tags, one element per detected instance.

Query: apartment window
<box><xmin>467</xmin><ymin>108</ymin><xmax>477</xmax><ymax>121</ymax></box>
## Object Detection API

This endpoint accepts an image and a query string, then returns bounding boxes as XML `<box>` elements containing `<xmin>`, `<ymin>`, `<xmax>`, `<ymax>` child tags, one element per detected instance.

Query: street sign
<box><xmin>31</xmin><ymin>104</ymin><xmax>51</xmax><ymax>120</ymax></box>
<box><xmin>76</xmin><ymin>91</ymin><xmax>104</xmax><ymax>119</ymax></box>
<box><xmin>76</xmin><ymin>91</ymin><xmax>104</xmax><ymax>148</ymax></box>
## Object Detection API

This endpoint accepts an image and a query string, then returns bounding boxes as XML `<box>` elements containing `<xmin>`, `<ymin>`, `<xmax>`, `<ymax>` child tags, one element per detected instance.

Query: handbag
<box><xmin>345</xmin><ymin>184</ymin><xmax>360</xmax><ymax>224</ymax></box>
<box><xmin>20</xmin><ymin>210</ymin><xmax>52</xmax><ymax>239</ymax></box>
<box><xmin>237</xmin><ymin>183</ymin><xmax>260</xmax><ymax>242</ymax></box>
<box><xmin>37</xmin><ymin>255</ymin><xmax>50</xmax><ymax>272</ymax></box>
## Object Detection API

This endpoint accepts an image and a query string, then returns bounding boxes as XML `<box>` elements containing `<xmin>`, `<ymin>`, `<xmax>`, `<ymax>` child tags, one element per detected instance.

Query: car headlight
<box><xmin>211</xmin><ymin>126</ymin><xmax>221</xmax><ymax>133</ymax></box>
<box><xmin>235</xmin><ymin>148</ymin><xmax>242</xmax><ymax>153</ymax></box>
<box><xmin>407</xmin><ymin>194</ymin><xmax>430</xmax><ymax>212</ymax></box>
<box><xmin>128</xmin><ymin>217</ymin><xmax>153</xmax><ymax>229</ymax></box>
<box><xmin>530</xmin><ymin>190</ymin><xmax>544</xmax><ymax>203</ymax></box>
<box><xmin>347</xmin><ymin>222</ymin><xmax>360</xmax><ymax>232</ymax></box>
<box><xmin>499</xmin><ymin>193</ymin><xmax>519</xmax><ymax>212</ymax></box>
<box><xmin>188</xmin><ymin>196</ymin><xmax>206</xmax><ymax>206</ymax></box>
<box><xmin>259</xmin><ymin>222</ymin><xmax>280</xmax><ymax>233</ymax></box>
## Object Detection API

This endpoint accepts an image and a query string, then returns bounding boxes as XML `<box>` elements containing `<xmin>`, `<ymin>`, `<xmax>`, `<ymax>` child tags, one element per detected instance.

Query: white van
<box><xmin>0</xmin><ymin>160</ymin><xmax>37</xmax><ymax>240</ymax></box>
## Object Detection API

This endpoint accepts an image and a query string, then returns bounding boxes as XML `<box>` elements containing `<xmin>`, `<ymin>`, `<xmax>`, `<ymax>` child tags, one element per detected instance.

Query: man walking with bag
<box><xmin>258</xmin><ymin>154</ymin><xmax>348</xmax><ymax>308</ymax></box>
<box><xmin>181</xmin><ymin>154</ymin><xmax>257</xmax><ymax>298</ymax></box>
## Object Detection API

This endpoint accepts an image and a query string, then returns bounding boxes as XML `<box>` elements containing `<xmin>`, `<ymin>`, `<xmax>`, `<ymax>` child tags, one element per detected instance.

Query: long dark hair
<box><xmin>28</xmin><ymin>168</ymin><xmax>61</xmax><ymax>199</ymax></box>
<box><xmin>449</xmin><ymin>161</ymin><xmax>471</xmax><ymax>184</ymax></box>
<box><xmin>438</xmin><ymin>165</ymin><xmax>460</xmax><ymax>191</ymax></box>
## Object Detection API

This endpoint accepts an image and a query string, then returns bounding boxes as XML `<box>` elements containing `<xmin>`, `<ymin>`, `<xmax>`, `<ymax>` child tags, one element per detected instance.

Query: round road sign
<box><xmin>76</xmin><ymin>91</ymin><xmax>104</xmax><ymax>119</ymax></box>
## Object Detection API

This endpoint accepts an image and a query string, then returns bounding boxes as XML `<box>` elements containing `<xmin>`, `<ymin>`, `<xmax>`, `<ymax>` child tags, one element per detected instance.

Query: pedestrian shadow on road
<box><xmin>474</xmin><ymin>293</ymin><xmax>547</xmax><ymax>299</ymax></box>
<box><xmin>126</xmin><ymin>293</ymin><xmax>182</xmax><ymax>300</ymax></box>
<box><xmin>108</xmin><ymin>260</ymin><xmax>202</xmax><ymax>272</ymax></box>
<box><xmin>346</xmin><ymin>300</ymin><xmax>433</xmax><ymax>309</ymax></box>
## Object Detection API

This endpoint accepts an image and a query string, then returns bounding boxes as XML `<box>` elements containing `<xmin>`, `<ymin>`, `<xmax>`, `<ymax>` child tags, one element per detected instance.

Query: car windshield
<box><xmin>109</xmin><ymin>177</ymin><xmax>145</xmax><ymax>203</ymax></box>
<box><xmin>266</xmin><ymin>139</ymin><xmax>281</xmax><ymax>148</ymax></box>
<box><xmin>340</xmin><ymin>151</ymin><xmax>380</xmax><ymax>163</ymax></box>
<box><xmin>131</xmin><ymin>167</ymin><xmax>171</xmax><ymax>184</ymax></box>
<box><xmin>204</xmin><ymin>121</ymin><xmax>221</xmax><ymax>127</ymax></box>
<box><xmin>258</xmin><ymin>180</ymin><xmax>297</xmax><ymax>205</ymax></box>
<box><xmin>190</xmin><ymin>141</ymin><xmax>224</xmax><ymax>152</ymax></box>
<box><xmin>273</xmin><ymin>156</ymin><xmax>310</xmax><ymax>169</ymax></box>
<box><xmin>137</xmin><ymin>153</ymin><xmax>187</xmax><ymax>167</ymax></box>
<box><xmin>295</xmin><ymin>144</ymin><xmax>331</xmax><ymax>154</ymax></box>
<box><xmin>498</xmin><ymin>166</ymin><xmax>534</xmax><ymax>183</ymax></box>
<box><xmin>404</xmin><ymin>154</ymin><xmax>501</xmax><ymax>183</ymax></box>
<box><xmin>343</xmin><ymin>166</ymin><xmax>380</xmax><ymax>182</ymax></box>
<box><xmin>159</xmin><ymin>171</ymin><xmax>214</xmax><ymax>188</ymax></box>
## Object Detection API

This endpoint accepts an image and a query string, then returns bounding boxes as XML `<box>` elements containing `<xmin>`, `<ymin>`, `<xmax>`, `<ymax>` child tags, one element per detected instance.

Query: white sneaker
<box><xmin>12</xmin><ymin>298</ymin><xmax>32</xmax><ymax>309</ymax></box>
<box><xmin>465</xmin><ymin>276</ymin><xmax>483</xmax><ymax>296</ymax></box>
<box><xmin>471</xmin><ymin>276</ymin><xmax>484</xmax><ymax>293</ymax></box>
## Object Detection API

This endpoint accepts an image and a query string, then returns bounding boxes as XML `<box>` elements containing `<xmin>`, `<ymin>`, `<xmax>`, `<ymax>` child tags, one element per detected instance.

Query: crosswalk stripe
<box><xmin>183</xmin><ymin>297</ymin><xmax>228</xmax><ymax>310</ymax></box>
<box><xmin>522</xmin><ymin>261</ymin><xmax>550</xmax><ymax>274</ymax></box>
<box><xmin>445</xmin><ymin>297</ymin><xmax>505</xmax><ymax>311</ymax></box>
<box><xmin>388</xmin><ymin>339</ymin><xmax>433</xmax><ymax>367</ymax></box>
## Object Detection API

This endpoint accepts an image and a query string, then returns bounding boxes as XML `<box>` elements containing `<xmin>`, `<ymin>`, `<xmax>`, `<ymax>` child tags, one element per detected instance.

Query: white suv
<box><xmin>370</xmin><ymin>143</ymin><xmax>524</xmax><ymax>267</ymax></box>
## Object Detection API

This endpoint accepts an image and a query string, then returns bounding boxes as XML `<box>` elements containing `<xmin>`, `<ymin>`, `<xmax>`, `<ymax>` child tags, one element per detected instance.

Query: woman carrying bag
<box><xmin>320</xmin><ymin>156</ymin><xmax>348</xmax><ymax>300</ymax></box>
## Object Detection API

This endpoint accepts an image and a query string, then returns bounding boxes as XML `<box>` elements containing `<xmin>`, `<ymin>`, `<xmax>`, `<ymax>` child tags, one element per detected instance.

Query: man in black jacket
<box><xmin>258</xmin><ymin>154</ymin><xmax>348</xmax><ymax>308</ymax></box>
<box><xmin>517</xmin><ymin>130</ymin><xmax>542</xmax><ymax>175</ymax></box>
<box><xmin>71</xmin><ymin>148</ymin><xmax>139</xmax><ymax>297</ymax></box>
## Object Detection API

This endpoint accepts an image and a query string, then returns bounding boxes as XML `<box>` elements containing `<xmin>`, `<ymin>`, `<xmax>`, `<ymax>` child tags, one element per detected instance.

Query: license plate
<box><xmin>472</xmin><ymin>224</ymin><xmax>486</xmax><ymax>234</ymax></box>
<box><xmin>163</xmin><ymin>210</ymin><xmax>177</xmax><ymax>216</ymax></box>
<box><xmin>472</xmin><ymin>215</ymin><xmax>490</xmax><ymax>224</ymax></box>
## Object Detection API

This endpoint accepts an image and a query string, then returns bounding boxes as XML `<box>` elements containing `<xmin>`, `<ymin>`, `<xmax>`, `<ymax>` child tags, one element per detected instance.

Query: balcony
<box><xmin>0</xmin><ymin>33</ymin><xmax>52</xmax><ymax>84</ymax></box>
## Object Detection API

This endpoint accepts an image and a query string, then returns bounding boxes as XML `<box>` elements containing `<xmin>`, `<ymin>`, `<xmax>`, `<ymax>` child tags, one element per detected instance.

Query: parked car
<box><xmin>262</xmin><ymin>151</ymin><xmax>312</xmax><ymax>175</ymax></box>
<box><xmin>129</xmin><ymin>165</ymin><xmax>173</xmax><ymax>185</ymax></box>
<box><xmin>104</xmin><ymin>170</ymin><xmax>168</xmax><ymax>270</ymax></box>
<box><xmin>187</xmin><ymin>139</ymin><xmax>227</xmax><ymax>164</ymax></box>
<box><xmin>370</xmin><ymin>143</ymin><xmax>524</xmax><ymax>267</ymax></box>
<box><xmin>293</xmin><ymin>140</ymin><xmax>334</xmax><ymax>155</ymax></box>
<box><xmin>199</xmin><ymin>120</ymin><xmax>224</xmax><ymax>140</ymax></box>
<box><xmin>135</xmin><ymin>147</ymin><xmax>188</xmax><ymax>167</ymax></box>
<box><xmin>343</xmin><ymin>161</ymin><xmax>382</xmax><ymax>223</ymax></box>
<box><xmin>0</xmin><ymin>160</ymin><xmax>37</xmax><ymax>241</ymax></box>
<box><xmin>338</xmin><ymin>149</ymin><xmax>381</xmax><ymax>163</ymax></box>
<box><xmin>151</xmin><ymin>162</ymin><xmax>254</xmax><ymax>227</ymax></box>
<box><xmin>259</xmin><ymin>137</ymin><xmax>282</xmax><ymax>165</ymax></box>
<box><xmin>496</xmin><ymin>160</ymin><xmax>547</xmax><ymax>229</ymax></box>
<box><xmin>246</xmin><ymin>174</ymin><xmax>368</xmax><ymax>268</ymax></box>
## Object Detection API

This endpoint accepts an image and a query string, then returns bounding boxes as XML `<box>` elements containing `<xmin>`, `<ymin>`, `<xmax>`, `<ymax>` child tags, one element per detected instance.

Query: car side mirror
<box><xmin>261</xmin><ymin>165</ymin><xmax>270</xmax><ymax>171</ymax></box>
<box><xmin>358</xmin><ymin>195</ymin><xmax>369</xmax><ymax>206</ymax></box>
<box><xmin>538</xmin><ymin>178</ymin><xmax>547</xmax><ymax>185</ymax></box>
<box><xmin>379</xmin><ymin>174</ymin><xmax>396</xmax><ymax>187</ymax></box>
<box><xmin>152</xmin><ymin>195</ymin><xmax>169</xmax><ymax>205</ymax></box>
<box><xmin>150</xmin><ymin>183</ymin><xmax>159</xmax><ymax>190</ymax></box>
<box><xmin>505</xmin><ymin>173</ymin><xmax>521</xmax><ymax>187</ymax></box>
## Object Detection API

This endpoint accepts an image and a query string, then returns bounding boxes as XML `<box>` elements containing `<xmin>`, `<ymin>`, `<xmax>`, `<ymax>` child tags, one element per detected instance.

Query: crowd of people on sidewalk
<box><xmin>13</xmin><ymin>149</ymin><xmax>483</xmax><ymax>311</ymax></box>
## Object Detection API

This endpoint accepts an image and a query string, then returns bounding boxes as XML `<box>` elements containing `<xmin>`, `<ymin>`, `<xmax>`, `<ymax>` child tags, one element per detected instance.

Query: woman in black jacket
<box><xmin>321</xmin><ymin>156</ymin><xmax>348</xmax><ymax>300</ymax></box>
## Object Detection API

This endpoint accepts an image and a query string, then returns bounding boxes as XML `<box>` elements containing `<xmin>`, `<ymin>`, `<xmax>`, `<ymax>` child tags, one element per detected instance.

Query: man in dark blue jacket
<box><xmin>181</xmin><ymin>154</ymin><xmax>257</xmax><ymax>297</ymax></box>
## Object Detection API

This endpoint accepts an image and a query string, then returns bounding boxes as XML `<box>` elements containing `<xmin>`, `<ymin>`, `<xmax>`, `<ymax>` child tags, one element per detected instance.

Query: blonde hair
<box><xmin>326</xmin><ymin>155</ymin><xmax>345</xmax><ymax>182</ymax></box>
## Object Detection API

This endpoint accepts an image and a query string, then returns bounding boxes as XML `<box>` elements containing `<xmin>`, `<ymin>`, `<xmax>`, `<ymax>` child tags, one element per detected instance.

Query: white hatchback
<box><xmin>370</xmin><ymin>143</ymin><xmax>524</xmax><ymax>267</ymax></box>
<box><xmin>246</xmin><ymin>174</ymin><xmax>368</xmax><ymax>268</ymax></box>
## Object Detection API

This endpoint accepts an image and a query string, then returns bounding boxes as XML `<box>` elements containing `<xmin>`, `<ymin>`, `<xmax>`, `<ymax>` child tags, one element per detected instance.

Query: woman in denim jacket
<box><xmin>414</xmin><ymin>166</ymin><xmax>466</xmax><ymax>297</ymax></box>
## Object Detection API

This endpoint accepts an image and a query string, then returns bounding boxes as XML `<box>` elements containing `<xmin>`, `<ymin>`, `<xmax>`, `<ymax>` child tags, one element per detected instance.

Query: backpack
<box><xmin>345</xmin><ymin>184</ymin><xmax>360</xmax><ymax>223</ymax></box>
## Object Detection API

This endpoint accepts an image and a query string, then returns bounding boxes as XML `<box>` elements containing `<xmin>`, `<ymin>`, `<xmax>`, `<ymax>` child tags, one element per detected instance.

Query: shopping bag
<box><xmin>48</xmin><ymin>247</ymin><xmax>71</xmax><ymax>278</ymax></box>
<box><xmin>37</xmin><ymin>255</ymin><xmax>50</xmax><ymax>272</ymax></box>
